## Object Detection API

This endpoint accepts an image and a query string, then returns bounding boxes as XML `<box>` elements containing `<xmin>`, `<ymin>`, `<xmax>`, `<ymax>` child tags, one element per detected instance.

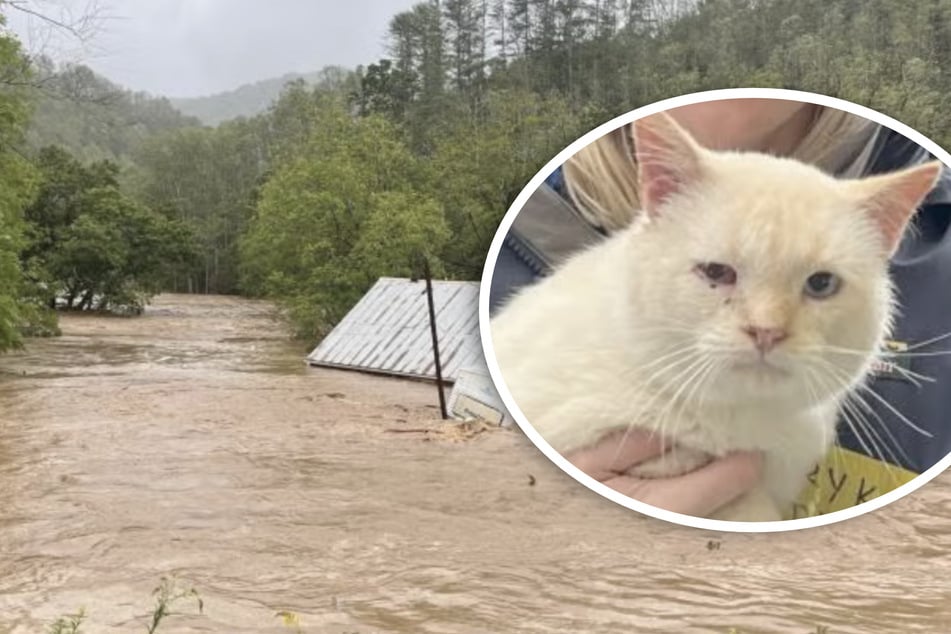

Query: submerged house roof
<box><xmin>306</xmin><ymin>277</ymin><xmax>483</xmax><ymax>383</ymax></box>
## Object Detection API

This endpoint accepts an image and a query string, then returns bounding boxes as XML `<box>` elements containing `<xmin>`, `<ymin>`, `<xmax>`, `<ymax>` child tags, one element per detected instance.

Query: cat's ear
<box><xmin>631</xmin><ymin>112</ymin><xmax>706</xmax><ymax>219</ymax></box>
<box><xmin>848</xmin><ymin>160</ymin><xmax>943</xmax><ymax>255</ymax></box>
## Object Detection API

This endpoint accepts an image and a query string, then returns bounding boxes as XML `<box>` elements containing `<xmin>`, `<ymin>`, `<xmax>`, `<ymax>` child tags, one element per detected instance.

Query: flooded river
<box><xmin>2</xmin><ymin>294</ymin><xmax>951</xmax><ymax>633</ymax></box>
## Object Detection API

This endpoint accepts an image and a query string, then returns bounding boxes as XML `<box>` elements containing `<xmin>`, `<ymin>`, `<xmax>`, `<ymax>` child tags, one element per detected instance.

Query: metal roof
<box><xmin>306</xmin><ymin>277</ymin><xmax>483</xmax><ymax>383</ymax></box>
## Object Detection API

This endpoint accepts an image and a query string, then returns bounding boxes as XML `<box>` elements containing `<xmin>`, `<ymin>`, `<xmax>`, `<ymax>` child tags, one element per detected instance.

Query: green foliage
<box><xmin>25</xmin><ymin>59</ymin><xmax>201</xmax><ymax>166</ymax></box>
<box><xmin>426</xmin><ymin>88</ymin><xmax>584</xmax><ymax>277</ymax></box>
<box><xmin>352</xmin><ymin>59</ymin><xmax>417</xmax><ymax>121</ymax></box>
<box><xmin>47</xmin><ymin>608</ymin><xmax>85</xmax><ymax>634</ymax></box>
<box><xmin>244</xmin><ymin>0</ymin><xmax>951</xmax><ymax>342</ymax></box>
<box><xmin>131</xmin><ymin>117</ymin><xmax>266</xmax><ymax>294</ymax></box>
<box><xmin>239</xmin><ymin>101</ymin><xmax>440</xmax><ymax>339</ymax></box>
<box><xmin>0</xmin><ymin>13</ymin><xmax>43</xmax><ymax>351</ymax></box>
<box><xmin>14</xmin><ymin>0</ymin><xmax>951</xmax><ymax>347</ymax></box>
<box><xmin>237</xmin><ymin>51</ymin><xmax>586</xmax><ymax>339</ymax></box>
<box><xmin>24</xmin><ymin>147</ymin><xmax>199</xmax><ymax>313</ymax></box>
<box><xmin>352</xmin><ymin>191</ymin><xmax>450</xmax><ymax>278</ymax></box>
<box><xmin>146</xmin><ymin>577</ymin><xmax>203</xmax><ymax>633</ymax></box>
<box><xmin>48</xmin><ymin>577</ymin><xmax>202</xmax><ymax>634</ymax></box>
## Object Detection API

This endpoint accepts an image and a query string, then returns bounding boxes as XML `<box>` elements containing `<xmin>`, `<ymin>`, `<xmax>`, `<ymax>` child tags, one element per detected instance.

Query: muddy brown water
<box><xmin>2</xmin><ymin>294</ymin><xmax>951</xmax><ymax>633</ymax></box>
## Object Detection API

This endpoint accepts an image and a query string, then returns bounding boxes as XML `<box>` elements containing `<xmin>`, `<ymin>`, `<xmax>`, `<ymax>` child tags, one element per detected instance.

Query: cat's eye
<box><xmin>695</xmin><ymin>262</ymin><xmax>737</xmax><ymax>286</ymax></box>
<box><xmin>804</xmin><ymin>271</ymin><xmax>841</xmax><ymax>299</ymax></box>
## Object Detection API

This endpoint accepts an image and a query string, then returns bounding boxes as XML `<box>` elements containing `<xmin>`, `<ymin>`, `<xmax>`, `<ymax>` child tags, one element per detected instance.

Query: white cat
<box><xmin>490</xmin><ymin>112</ymin><xmax>941</xmax><ymax>522</ymax></box>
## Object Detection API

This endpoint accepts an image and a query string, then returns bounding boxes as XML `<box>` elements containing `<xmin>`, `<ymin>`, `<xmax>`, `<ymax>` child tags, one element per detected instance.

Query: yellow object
<box><xmin>788</xmin><ymin>446</ymin><xmax>918</xmax><ymax>519</ymax></box>
<box><xmin>275</xmin><ymin>611</ymin><xmax>302</xmax><ymax>631</ymax></box>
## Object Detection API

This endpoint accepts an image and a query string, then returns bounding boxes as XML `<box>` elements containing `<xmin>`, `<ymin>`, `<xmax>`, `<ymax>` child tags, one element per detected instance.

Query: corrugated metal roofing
<box><xmin>306</xmin><ymin>277</ymin><xmax>483</xmax><ymax>382</ymax></box>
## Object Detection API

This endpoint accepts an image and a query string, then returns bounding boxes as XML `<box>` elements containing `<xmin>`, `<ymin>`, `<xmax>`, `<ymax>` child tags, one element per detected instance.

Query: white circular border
<box><xmin>478</xmin><ymin>87</ymin><xmax>951</xmax><ymax>533</ymax></box>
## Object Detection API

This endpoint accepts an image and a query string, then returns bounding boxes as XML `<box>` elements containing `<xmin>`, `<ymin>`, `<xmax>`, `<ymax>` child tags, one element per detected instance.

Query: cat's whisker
<box><xmin>806</xmin><ymin>355</ymin><xmax>921</xmax><ymax>481</ymax></box>
<box><xmin>842</xmin><ymin>401</ymin><xmax>900</xmax><ymax>478</ymax></box>
<box><xmin>652</xmin><ymin>355</ymin><xmax>716</xmax><ymax>447</ymax></box>
<box><xmin>633</xmin><ymin>342</ymin><xmax>705</xmax><ymax>375</ymax></box>
<box><xmin>675</xmin><ymin>357</ymin><xmax>726</xmax><ymax>434</ymax></box>
<box><xmin>628</xmin><ymin>315</ymin><xmax>700</xmax><ymax>331</ymax></box>
<box><xmin>906</xmin><ymin>330</ymin><xmax>951</xmax><ymax>351</ymax></box>
<box><xmin>840</xmin><ymin>395</ymin><xmax>899</xmax><ymax>475</ymax></box>
<box><xmin>811</xmin><ymin>343</ymin><xmax>951</xmax><ymax>360</ymax></box>
<box><xmin>630</xmin><ymin>322</ymin><xmax>701</xmax><ymax>333</ymax></box>
<box><xmin>612</xmin><ymin>347</ymin><xmax>723</xmax><ymax>471</ymax></box>
<box><xmin>811</xmin><ymin>357</ymin><xmax>915</xmax><ymax>469</ymax></box>
<box><xmin>804</xmin><ymin>361</ymin><xmax>891</xmax><ymax>471</ymax></box>
<box><xmin>887</xmin><ymin>366</ymin><xmax>932</xmax><ymax>387</ymax></box>
<box><xmin>854</xmin><ymin>382</ymin><xmax>933</xmax><ymax>438</ymax></box>
<box><xmin>884</xmin><ymin>350</ymin><xmax>951</xmax><ymax>358</ymax></box>
<box><xmin>844</xmin><ymin>392</ymin><xmax>912</xmax><ymax>471</ymax></box>
<box><xmin>800</xmin><ymin>364</ymin><xmax>823</xmax><ymax>410</ymax></box>
<box><xmin>802</xmin><ymin>344</ymin><xmax>936</xmax><ymax>385</ymax></box>
<box><xmin>658</xmin><ymin>360</ymin><xmax>724</xmax><ymax>474</ymax></box>
<box><xmin>606</xmin><ymin>351</ymin><xmax>711</xmax><ymax>467</ymax></box>
<box><xmin>617</xmin><ymin>348</ymin><xmax>706</xmax><ymax>398</ymax></box>
<box><xmin>646</xmin><ymin>355</ymin><xmax>722</xmax><ymax>474</ymax></box>
<box><xmin>632</xmin><ymin>355</ymin><xmax>709</xmax><ymax>423</ymax></box>
<box><xmin>833</xmin><ymin>393</ymin><xmax>905</xmax><ymax>478</ymax></box>
<box><xmin>801</xmin><ymin>366</ymin><xmax>851</xmax><ymax>485</ymax></box>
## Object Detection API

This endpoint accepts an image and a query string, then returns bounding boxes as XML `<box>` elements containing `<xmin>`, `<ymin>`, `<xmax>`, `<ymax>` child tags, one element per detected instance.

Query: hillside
<box><xmin>26</xmin><ymin>60</ymin><xmax>202</xmax><ymax>165</ymax></box>
<box><xmin>170</xmin><ymin>66</ymin><xmax>353</xmax><ymax>126</ymax></box>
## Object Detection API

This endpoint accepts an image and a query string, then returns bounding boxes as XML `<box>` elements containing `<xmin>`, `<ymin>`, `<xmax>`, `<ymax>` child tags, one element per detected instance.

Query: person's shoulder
<box><xmin>870</xmin><ymin>128</ymin><xmax>951</xmax><ymax>205</ymax></box>
<box><xmin>927</xmin><ymin>166</ymin><xmax>951</xmax><ymax>206</ymax></box>
<box><xmin>489</xmin><ymin>180</ymin><xmax>606</xmax><ymax>315</ymax></box>
<box><xmin>544</xmin><ymin>166</ymin><xmax>567</xmax><ymax>198</ymax></box>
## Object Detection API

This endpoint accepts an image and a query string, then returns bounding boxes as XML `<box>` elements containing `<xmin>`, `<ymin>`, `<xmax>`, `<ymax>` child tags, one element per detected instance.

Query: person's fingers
<box><xmin>602</xmin><ymin>451</ymin><xmax>764</xmax><ymax>518</ymax></box>
<box><xmin>566</xmin><ymin>428</ymin><xmax>666</xmax><ymax>480</ymax></box>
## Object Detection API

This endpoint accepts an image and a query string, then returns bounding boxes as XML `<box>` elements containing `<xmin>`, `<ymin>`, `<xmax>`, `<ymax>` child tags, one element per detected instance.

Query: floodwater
<box><xmin>1</xmin><ymin>294</ymin><xmax>951</xmax><ymax>633</ymax></box>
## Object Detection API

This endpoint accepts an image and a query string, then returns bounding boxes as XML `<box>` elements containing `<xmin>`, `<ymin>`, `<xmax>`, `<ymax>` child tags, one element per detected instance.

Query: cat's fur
<box><xmin>490</xmin><ymin>112</ymin><xmax>942</xmax><ymax>522</ymax></box>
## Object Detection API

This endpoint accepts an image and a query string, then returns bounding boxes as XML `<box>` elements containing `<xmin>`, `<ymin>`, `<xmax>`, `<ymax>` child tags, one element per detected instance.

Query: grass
<box><xmin>48</xmin><ymin>608</ymin><xmax>85</xmax><ymax>634</ymax></box>
<box><xmin>48</xmin><ymin>577</ymin><xmax>202</xmax><ymax>634</ymax></box>
<box><xmin>145</xmin><ymin>577</ymin><xmax>203</xmax><ymax>633</ymax></box>
<box><xmin>48</xmin><ymin>579</ymin><xmax>316</xmax><ymax>633</ymax></box>
<box><xmin>51</xmin><ymin>582</ymin><xmax>835</xmax><ymax>634</ymax></box>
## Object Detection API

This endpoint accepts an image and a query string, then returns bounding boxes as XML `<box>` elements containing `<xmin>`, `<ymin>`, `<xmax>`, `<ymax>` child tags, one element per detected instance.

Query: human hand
<box><xmin>566</xmin><ymin>428</ymin><xmax>763</xmax><ymax>518</ymax></box>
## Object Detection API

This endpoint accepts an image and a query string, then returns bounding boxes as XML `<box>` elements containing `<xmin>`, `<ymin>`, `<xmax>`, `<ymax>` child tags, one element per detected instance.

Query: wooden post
<box><xmin>422</xmin><ymin>257</ymin><xmax>449</xmax><ymax>420</ymax></box>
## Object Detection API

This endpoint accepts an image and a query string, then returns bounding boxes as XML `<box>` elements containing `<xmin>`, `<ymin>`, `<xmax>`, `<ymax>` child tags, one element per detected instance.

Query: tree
<box><xmin>24</xmin><ymin>148</ymin><xmax>198</xmax><ymax>312</ymax></box>
<box><xmin>427</xmin><ymin>88</ymin><xmax>583</xmax><ymax>278</ymax></box>
<box><xmin>353</xmin><ymin>59</ymin><xmax>417</xmax><ymax>120</ymax></box>
<box><xmin>132</xmin><ymin>116</ymin><xmax>267</xmax><ymax>294</ymax></box>
<box><xmin>239</xmin><ymin>104</ymin><xmax>441</xmax><ymax>339</ymax></box>
<box><xmin>0</xmin><ymin>11</ymin><xmax>42</xmax><ymax>349</ymax></box>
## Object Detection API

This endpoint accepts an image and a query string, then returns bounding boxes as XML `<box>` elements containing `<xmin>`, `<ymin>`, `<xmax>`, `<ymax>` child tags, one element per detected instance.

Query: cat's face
<box><xmin>626</xmin><ymin>112</ymin><xmax>941</xmax><ymax>403</ymax></box>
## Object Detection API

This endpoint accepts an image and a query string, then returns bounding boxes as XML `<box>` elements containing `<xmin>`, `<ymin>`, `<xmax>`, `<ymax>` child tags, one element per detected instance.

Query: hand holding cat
<box><xmin>566</xmin><ymin>429</ymin><xmax>764</xmax><ymax>518</ymax></box>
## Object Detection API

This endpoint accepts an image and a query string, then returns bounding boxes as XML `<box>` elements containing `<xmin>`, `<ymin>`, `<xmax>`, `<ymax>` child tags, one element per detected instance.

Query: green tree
<box><xmin>24</xmin><ymin>148</ymin><xmax>198</xmax><ymax>312</ymax></box>
<box><xmin>239</xmin><ymin>103</ymin><xmax>442</xmax><ymax>339</ymax></box>
<box><xmin>132</xmin><ymin>115</ymin><xmax>267</xmax><ymax>293</ymax></box>
<box><xmin>0</xmin><ymin>12</ymin><xmax>42</xmax><ymax>349</ymax></box>
<box><xmin>427</xmin><ymin>88</ymin><xmax>584</xmax><ymax>277</ymax></box>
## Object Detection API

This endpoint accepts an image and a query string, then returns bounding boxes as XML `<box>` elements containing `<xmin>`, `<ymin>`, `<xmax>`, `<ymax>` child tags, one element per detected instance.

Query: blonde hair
<box><xmin>562</xmin><ymin>105</ymin><xmax>880</xmax><ymax>232</ymax></box>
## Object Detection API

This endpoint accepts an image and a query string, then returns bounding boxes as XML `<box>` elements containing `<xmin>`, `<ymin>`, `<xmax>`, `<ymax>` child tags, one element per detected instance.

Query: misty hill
<box><xmin>171</xmin><ymin>67</ymin><xmax>353</xmax><ymax>126</ymax></box>
<box><xmin>26</xmin><ymin>60</ymin><xmax>202</xmax><ymax>165</ymax></box>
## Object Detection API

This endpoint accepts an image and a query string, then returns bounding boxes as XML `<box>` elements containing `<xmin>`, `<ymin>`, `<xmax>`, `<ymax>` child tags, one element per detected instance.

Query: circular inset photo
<box><xmin>480</xmin><ymin>88</ymin><xmax>951</xmax><ymax>531</ymax></box>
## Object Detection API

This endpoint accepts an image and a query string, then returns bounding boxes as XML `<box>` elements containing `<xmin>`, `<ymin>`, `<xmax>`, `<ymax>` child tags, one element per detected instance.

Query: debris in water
<box><xmin>383</xmin><ymin>420</ymin><xmax>503</xmax><ymax>442</ymax></box>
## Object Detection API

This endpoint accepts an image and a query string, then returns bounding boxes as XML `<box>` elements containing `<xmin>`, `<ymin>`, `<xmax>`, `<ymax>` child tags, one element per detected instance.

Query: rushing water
<box><xmin>1</xmin><ymin>294</ymin><xmax>951</xmax><ymax>633</ymax></box>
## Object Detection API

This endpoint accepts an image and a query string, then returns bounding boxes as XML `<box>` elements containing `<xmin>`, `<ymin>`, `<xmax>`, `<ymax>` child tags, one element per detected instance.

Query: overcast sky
<box><xmin>4</xmin><ymin>0</ymin><xmax>418</xmax><ymax>98</ymax></box>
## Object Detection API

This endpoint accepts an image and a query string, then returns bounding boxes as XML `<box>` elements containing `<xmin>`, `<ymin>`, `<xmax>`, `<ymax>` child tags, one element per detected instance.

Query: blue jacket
<box><xmin>489</xmin><ymin>127</ymin><xmax>951</xmax><ymax>480</ymax></box>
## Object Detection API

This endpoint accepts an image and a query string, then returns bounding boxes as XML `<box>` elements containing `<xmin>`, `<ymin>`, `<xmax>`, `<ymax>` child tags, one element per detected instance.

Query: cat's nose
<box><xmin>743</xmin><ymin>326</ymin><xmax>788</xmax><ymax>353</ymax></box>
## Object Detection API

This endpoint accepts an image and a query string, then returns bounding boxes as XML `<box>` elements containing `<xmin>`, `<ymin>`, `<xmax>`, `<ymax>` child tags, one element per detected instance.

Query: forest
<box><xmin>0</xmin><ymin>0</ymin><xmax>950</xmax><ymax>347</ymax></box>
